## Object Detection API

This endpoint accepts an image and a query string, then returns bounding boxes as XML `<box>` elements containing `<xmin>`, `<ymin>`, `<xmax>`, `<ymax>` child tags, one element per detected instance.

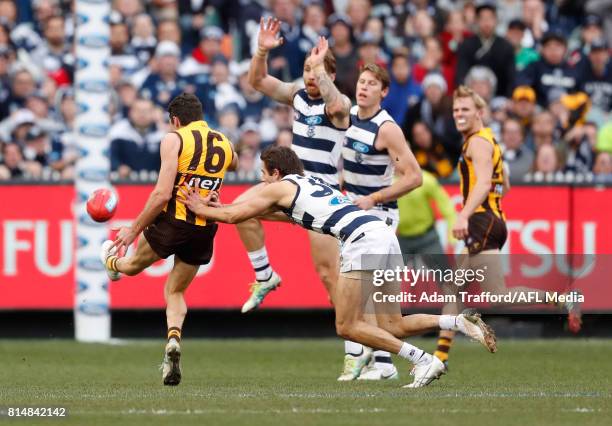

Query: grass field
<box><xmin>1</xmin><ymin>338</ymin><xmax>610</xmax><ymax>425</ymax></box>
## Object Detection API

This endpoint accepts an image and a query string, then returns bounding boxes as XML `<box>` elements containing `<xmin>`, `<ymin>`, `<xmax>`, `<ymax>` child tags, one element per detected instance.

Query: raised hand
<box><xmin>309</xmin><ymin>36</ymin><xmax>329</xmax><ymax>68</ymax></box>
<box><xmin>257</xmin><ymin>17</ymin><xmax>284</xmax><ymax>52</ymax></box>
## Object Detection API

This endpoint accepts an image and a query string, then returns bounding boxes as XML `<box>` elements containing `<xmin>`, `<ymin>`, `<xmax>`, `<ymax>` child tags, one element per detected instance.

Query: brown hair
<box><xmin>168</xmin><ymin>93</ymin><xmax>203</xmax><ymax>125</ymax></box>
<box><xmin>306</xmin><ymin>49</ymin><xmax>336</xmax><ymax>75</ymax></box>
<box><xmin>453</xmin><ymin>85</ymin><xmax>487</xmax><ymax>110</ymax></box>
<box><xmin>359</xmin><ymin>63</ymin><xmax>390</xmax><ymax>90</ymax></box>
<box><xmin>260</xmin><ymin>146</ymin><xmax>304</xmax><ymax>177</ymax></box>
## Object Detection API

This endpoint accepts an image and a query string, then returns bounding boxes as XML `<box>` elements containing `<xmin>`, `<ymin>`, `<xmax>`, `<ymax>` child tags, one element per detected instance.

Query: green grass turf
<box><xmin>0</xmin><ymin>338</ymin><xmax>610</xmax><ymax>426</ymax></box>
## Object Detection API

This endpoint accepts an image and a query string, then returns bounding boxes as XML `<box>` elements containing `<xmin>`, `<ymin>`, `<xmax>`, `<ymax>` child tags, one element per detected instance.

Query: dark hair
<box><xmin>260</xmin><ymin>146</ymin><xmax>304</xmax><ymax>177</ymax></box>
<box><xmin>168</xmin><ymin>93</ymin><xmax>203</xmax><ymax>126</ymax></box>
<box><xmin>359</xmin><ymin>63</ymin><xmax>390</xmax><ymax>90</ymax></box>
<box><xmin>305</xmin><ymin>48</ymin><xmax>336</xmax><ymax>75</ymax></box>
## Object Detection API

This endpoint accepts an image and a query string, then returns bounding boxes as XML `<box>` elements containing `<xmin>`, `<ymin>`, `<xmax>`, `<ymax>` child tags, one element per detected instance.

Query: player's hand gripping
<box><xmin>353</xmin><ymin>195</ymin><xmax>376</xmax><ymax>210</ymax></box>
<box><xmin>178</xmin><ymin>186</ymin><xmax>221</xmax><ymax>217</ymax></box>
<box><xmin>111</xmin><ymin>226</ymin><xmax>137</xmax><ymax>254</ymax></box>
<box><xmin>257</xmin><ymin>17</ymin><xmax>284</xmax><ymax>53</ymax></box>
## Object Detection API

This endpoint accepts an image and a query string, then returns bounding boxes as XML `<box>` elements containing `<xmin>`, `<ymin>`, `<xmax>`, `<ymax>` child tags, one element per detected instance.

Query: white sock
<box><xmin>397</xmin><ymin>342</ymin><xmax>428</xmax><ymax>364</ymax></box>
<box><xmin>373</xmin><ymin>350</ymin><xmax>394</xmax><ymax>371</ymax></box>
<box><xmin>344</xmin><ymin>340</ymin><xmax>364</xmax><ymax>356</ymax></box>
<box><xmin>439</xmin><ymin>315</ymin><xmax>458</xmax><ymax>331</ymax></box>
<box><xmin>247</xmin><ymin>247</ymin><xmax>273</xmax><ymax>282</ymax></box>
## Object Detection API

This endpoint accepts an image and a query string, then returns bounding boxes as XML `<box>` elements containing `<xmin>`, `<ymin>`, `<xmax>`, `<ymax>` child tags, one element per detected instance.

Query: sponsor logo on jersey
<box><xmin>329</xmin><ymin>195</ymin><xmax>352</xmax><ymax>206</ymax></box>
<box><xmin>305</xmin><ymin>115</ymin><xmax>323</xmax><ymax>126</ymax></box>
<box><xmin>353</xmin><ymin>141</ymin><xmax>370</xmax><ymax>153</ymax></box>
<box><xmin>184</xmin><ymin>175</ymin><xmax>224</xmax><ymax>191</ymax></box>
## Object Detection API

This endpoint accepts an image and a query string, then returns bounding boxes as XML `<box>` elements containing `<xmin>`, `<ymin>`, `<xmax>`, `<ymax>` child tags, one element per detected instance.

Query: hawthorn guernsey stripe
<box><xmin>291</xmin><ymin>89</ymin><xmax>345</xmax><ymax>187</ymax></box>
<box><xmin>342</xmin><ymin>106</ymin><xmax>397</xmax><ymax>209</ymax></box>
<box><xmin>281</xmin><ymin>174</ymin><xmax>385</xmax><ymax>243</ymax></box>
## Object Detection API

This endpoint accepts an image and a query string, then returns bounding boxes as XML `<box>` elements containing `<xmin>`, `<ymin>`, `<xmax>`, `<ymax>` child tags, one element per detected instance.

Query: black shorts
<box><xmin>465</xmin><ymin>211</ymin><xmax>507</xmax><ymax>255</ymax></box>
<box><xmin>143</xmin><ymin>212</ymin><xmax>218</xmax><ymax>265</ymax></box>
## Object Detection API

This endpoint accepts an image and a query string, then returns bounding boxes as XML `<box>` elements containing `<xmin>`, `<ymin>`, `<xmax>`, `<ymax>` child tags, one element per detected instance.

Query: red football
<box><xmin>86</xmin><ymin>188</ymin><xmax>118</xmax><ymax>223</ymax></box>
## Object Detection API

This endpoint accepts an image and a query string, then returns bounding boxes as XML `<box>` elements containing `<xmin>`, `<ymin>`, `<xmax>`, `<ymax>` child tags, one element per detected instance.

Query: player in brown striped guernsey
<box><xmin>100</xmin><ymin>93</ymin><xmax>237</xmax><ymax>386</ymax></box>
<box><xmin>433</xmin><ymin>86</ymin><xmax>582</xmax><ymax>368</ymax></box>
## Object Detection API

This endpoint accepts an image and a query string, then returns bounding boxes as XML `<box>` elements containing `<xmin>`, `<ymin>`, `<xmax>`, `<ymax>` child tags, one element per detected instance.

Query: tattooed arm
<box><xmin>310</xmin><ymin>37</ymin><xmax>351</xmax><ymax>129</ymax></box>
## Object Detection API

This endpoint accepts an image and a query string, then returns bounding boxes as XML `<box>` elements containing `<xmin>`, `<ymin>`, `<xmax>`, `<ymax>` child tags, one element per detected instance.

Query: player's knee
<box><xmin>315</xmin><ymin>263</ymin><xmax>336</xmax><ymax>287</ymax></box>
<box><xmin>335</xmin><ymin>318</ymin><xmax>355</xmax><ymax>340</ymax></box>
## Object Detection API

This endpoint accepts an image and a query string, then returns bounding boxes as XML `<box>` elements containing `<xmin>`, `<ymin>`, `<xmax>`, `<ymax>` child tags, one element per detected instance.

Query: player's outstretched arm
<box><xmin>112</xmin><ymin>133</ymin><xmax>180</xmax><ymax>251</ymax></box>
<box><xmin>248</xmin><ymin>16</ymin><xmax>298</xmax><ymax>105</ymax></box>
<box><xmin>179</xmin><ymin>181</ymin><xmax>289</xmax><ymax>224</ymax></box>
<box><xmin>452</xmin><ymin>136</ymin><xmax>493</xmax><ymax>239</ymax></box>
<box><xmin>354</xmin><ymin>122</ymin><xmax>422</xmax><ymax>210</ymax></box>
<box><xmin>310</xmin><ymin>37</ymin><xmax>351</xmax><ymax>128</ymax></box>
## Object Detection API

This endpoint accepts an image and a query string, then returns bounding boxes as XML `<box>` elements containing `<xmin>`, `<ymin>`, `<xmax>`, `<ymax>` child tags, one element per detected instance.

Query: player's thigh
<box><xmin>468</xmin><ymin>249</ymin><xmax>506</xmax><ymax>294</ymax></box>
<box><xmin>308</xmin><ymin>231</ymin><xmax>339</xmax><ymax>287</ymax></box>
<box><xmin>165</xmin><ymin>256</ymin><xmax>200</xmax><ymax>295</ymax></box>
<box><xmin>131</xmin><ymin>234</ymin><xmax>162</xmax><ymax>268</ymax></box>
<box><xmin>234</xmin><ymin>182</ymin><xmax>267</xmax><ymax>203</ymax></box>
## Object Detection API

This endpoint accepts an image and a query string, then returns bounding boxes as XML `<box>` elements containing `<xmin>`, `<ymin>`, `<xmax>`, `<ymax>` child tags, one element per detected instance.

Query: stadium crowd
<box><xmin>0</xmin><ymin>0</ymin><xmax>610</xmax><ymax>182</ymax></box>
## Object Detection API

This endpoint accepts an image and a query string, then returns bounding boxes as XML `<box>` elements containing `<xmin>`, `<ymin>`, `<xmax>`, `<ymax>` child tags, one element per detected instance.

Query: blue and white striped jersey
<box><xmin>342</xmin><ymin>106</ymin><xmax>397</xmax><ymax>209</ymax></box>
<box><xmin>281</xmin><ymin>174</ymin><xmax>385</xmax><ymax>242</ymax></box>
<box><xmin>291</xmin><ymin>89</ymin><xmax>345</xmax><ymax>188</ymax></box>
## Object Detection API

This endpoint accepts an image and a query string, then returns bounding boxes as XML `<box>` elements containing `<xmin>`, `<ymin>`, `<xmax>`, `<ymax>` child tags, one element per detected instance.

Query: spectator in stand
<box><xmin>30</xmin><ymin>14</ymin><xmax>72</xmax><ymax>87</ymax></box>
<box><xmin>202</xmin><ymin>54</ymin><xmax>244</xmax><ymax>126</ymax></box>
<box><xmin>439</xmin><ymin>9</ymin><xmax>472</xmax><ymax>90</ymax></box>
<box><xmin>356</xmin><ymin>32</ymin><xmax>387</xmax><ymax>69</ymax></box>
<box><xmin>455</xmin><ymin>1</ymin><xmax>515</xmax><ymax>97</ymax></box>
<box><xmin>534</xmin><ymin>143</ymin><xmax>561</xmax><ymax>174</ymax></box>
<box><xmin>593</xmin><ymin>151</ymin><xmax>612</xmax><ymax>182</ymax></box>
<box><xmin>109</xmin><ymin>97</ymin><xmax>164</xmax><ymax>178</ymax></box>
<box><xmin>22</xmin><ymin>125</ymin><xmax>51</xmax><ymax>171</ymax></box>
<box><xmin>505</xmin><ymin>19</ymin><xmax>540</xmax><ymax>71</ymax></box>
<box><xmin>568</xmin><ymin>14</ymin><xmax>605</xmax><ymax>65</ymax></box>
<box><xmin>266</xmin><ymin>0</ymin><xmax>310</xmax><ymax>81</ymax></box>
<box><xmin>2</xmin><ymin>68</ymin><xmax>36</xmax><ymax>120</ymax></box>
<box><xmin>381</xmin><ymin>53</ymin><xmax>421</xmax><ymax>123</ymax></box>
<box><xmin>0</xmin><ymin>46</ymin><xmax>11</xmax><ymax>115</ymax></box>
<box><xmin>217</xmin><ymin>103</ymin><xmax>241</xmax><ymax>145</ymax></box>
<box><xmin>130</xmin><ymin>13</ymin><xmax>156</xmax><ymax>66</ymax></box>
<box><xmin>412</xmin><ymin>36</ymin><xmax>452</xmax><ymax>90</ymax></box>
<box><xmin>501</xmin><ymin>117</ymin><xmax>534</xmax><ymax>180</ymax></box>
<box><xmin>409</xmin><ymin>120</ymin><xmax>456</xmax><ymax>179</ymax></box>
<box><xmin>140</xmin><ymin>41</ymin><xmax>194</xmax><ymax>109</ymax></box>
<box><xmin>402</xmin><ymin>73</ymin><xmax>460</xmax><ymax>167</ymax></box>
<box><xmin>180</xmin><ymin>26</ymin><xmax>224</xmax><ymax>77</ymax></box>
<box><xmin>302</xmin><ymin>1</ymin><xmax>328</xmax><ymax>46</ymax></box>
<box><xmin>236</xmin><ymin>121</ymin><xmax>261</xmax><ymax>173</ymax></box>
<box><xmin>517</xmin><ymin>30</ymin><xmax>578</xmax><ymax>108</ymax></box>
<box><xmin>578</xmin><ymin>38</ymin><xmax>612</xmax><ymax>113</ymax></box>
<box><xmin>49</xmin><ymin>87</ymin><xmax>78</xmax><ymax>179</ymax></box>
<box><xmin>521</xmin><ymin>0</ymin><xmax>547</xmax><ymax>46</ymax></box>
<box><xmin>157</xmin><ymin>18</ymin><xmax>182</xmax><ymax>46</ymax></box>
<box><xmin>509</xmin><ymin>85</ymin><xmax>538</xmax><ymax>134</ymax></box>
<box><xmin>464</xmin><ymin>65</ymin><xmax>497</xmax><ymax>103</ymax></box>
<box><xmin>0</xmin><ymin>141</ymin><xmax>43</xmax><ymax>179</ymax></box>
<box><xmin>346</xmin><ymin>0</ymin><xmax>371</xmax><ymax>38</ymax></box>
<box><xmin>530</xmin><ymin>110</ymin><xmax>560</xmax><ymax>149</ymax></box>
<box><xmin>405</xmin><ymin>9</ymin><xmax>436</xmax><ymax>62</ymax></box>
<box><xmin>275</xmin><ymin>127</ymin><xmax>292</xmax><ymax>148</ymax></box>
<box><xmin>329</xmin><ymin>14</ymin><xmax>358</xmax><ymax>101</ymax></box>
<box><xmin>558</xmin><ymin>93</ymin><xmax>594</xmax><ymax>174</ymax></box>
<box><xmin>108</xmin><ymin>12</ymin><xmax>140</xmax><ymax>78</ymax></box>
<box><xmin>237</xmin><ymin>61</ymin><xmax>272</xmax><ymax>124</ymax></box>
<box><xmin>25</xmin><ymin>91</ymin><xmax>60</xmax><ymax>135</ymax></box>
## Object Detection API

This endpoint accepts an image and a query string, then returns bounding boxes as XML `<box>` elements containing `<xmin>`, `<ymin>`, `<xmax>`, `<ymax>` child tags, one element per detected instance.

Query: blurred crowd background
<box><xmin>0</xmin><ymin>0</ymin><xmax>610</xmax><ymax>183</ymax></box>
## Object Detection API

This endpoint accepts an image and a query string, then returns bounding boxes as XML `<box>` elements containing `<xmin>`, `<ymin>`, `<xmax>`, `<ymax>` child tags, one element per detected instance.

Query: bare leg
<box><xmin>235</xmin><ymin>183</ymin><xmax>268</xmax><ymax>252</ymax></box>
<box><xmin>114</xmin><ymin>235</ymin><xmax>161</xmax><ymax>275</ymax></box>
<box><xmin>164</xmin><ymin>257</ymin><xmax>199</xmax><ymax>330</ymax></box>
<box><xmin>308</xmin><ymin>231</ymin><xmax>339</xmax><ymax>303</ymax></box>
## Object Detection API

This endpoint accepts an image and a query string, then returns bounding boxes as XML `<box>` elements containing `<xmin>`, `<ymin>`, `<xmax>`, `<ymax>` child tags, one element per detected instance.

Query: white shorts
<box><xmin>366</xmin><ymin>208</ymin><xmax>399</xmax><ymax>232</ymax></box>
<box><xmin>340</xmin><ymin>224</ymin><xmax>403</xmax><ymax>273</ymax></box>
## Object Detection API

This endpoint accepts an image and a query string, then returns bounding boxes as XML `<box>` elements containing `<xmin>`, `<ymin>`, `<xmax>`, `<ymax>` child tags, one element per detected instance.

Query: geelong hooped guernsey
<box><xmin>342</xmin><ymin>105</ymin><xmax>397</xmax><ymax>209</ymax></box>
<box><xmin>292</xmin><ymin>89</ymin><xmax>345</xmax><ymax>188</ymax></box>
<box><xmin>281</xmin><ymin>174</ymin><xmax>385</xmax><ymax>242</ymax></box>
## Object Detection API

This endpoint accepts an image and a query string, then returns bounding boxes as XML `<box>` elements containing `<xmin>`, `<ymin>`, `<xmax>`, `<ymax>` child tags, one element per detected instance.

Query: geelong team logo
<box><xmin>352</xmin><ymin>142</ymin><xmax>370</xmax><ymax>153</ymax></box>
<box><xmin>305</xmin><ymin>116</ymin><xmax>322</xmax><ymax>125</ymax></box>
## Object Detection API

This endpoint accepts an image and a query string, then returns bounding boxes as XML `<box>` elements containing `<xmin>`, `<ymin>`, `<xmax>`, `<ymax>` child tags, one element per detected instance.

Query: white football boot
<box><xmin>100</xmin><ymin>240</ymin><xmax>120</xmax><ymax>281</ymax></box>
<box><xmin>357</xmin><ymin>359</ymin><xmax>399</xmax><ymax>380</ymax></box>
<box><xmin>337</xmin><ymin>347</ymin><xmax>372</xmax><ymax>381</ymax></box>
<box><xmin>241</xmin><ymin>272</ymin><xmax>282</xmax><ymax>313</ymax></box>
<box><xmin>403</xmin><ymin>354</ymin><xmax>446</xmax><ymax>388</ymax></box>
